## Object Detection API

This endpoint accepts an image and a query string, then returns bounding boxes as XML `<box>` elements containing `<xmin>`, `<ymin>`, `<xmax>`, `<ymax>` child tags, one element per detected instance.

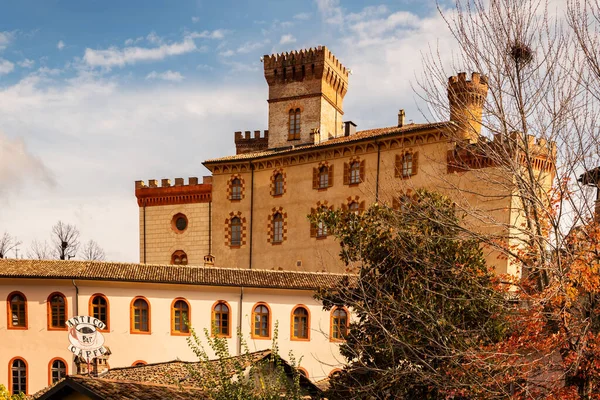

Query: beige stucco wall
<box><xmin>139</xmin><ymin>202</ymin><xmax>210</xmax><ymax>265</ymax></box>
<box><xmin>0</xmin><ymin>279</ymin><xmax>345</xmax><ymax>395</ymax></box>
<box><xmin>208</xmin><ymin>129</ymin><xmax>553</xmax><ymax>276</ymax></box>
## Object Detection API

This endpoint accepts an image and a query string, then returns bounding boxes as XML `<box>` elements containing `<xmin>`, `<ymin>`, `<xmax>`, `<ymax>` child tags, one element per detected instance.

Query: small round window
<box><xmin>176</xmin><ymin>217</ymin><xmax>187</xmax><ymax>231</ymax></box>
<box><xmin>171</xmin><ymin>213</ymin><xmax>188</xmax><ymax>233</ymax></box>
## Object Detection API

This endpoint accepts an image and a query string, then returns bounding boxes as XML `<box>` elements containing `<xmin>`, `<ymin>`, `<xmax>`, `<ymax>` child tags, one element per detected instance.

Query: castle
<box><xmin>0</xmin><ymin>45</ymin><xmax>556</xmax><ymax>396</ymax></box>
<box><xmin>135</xmin><ymin>45</ymin><xmax>555</xmax><ymax>276</ymax></box>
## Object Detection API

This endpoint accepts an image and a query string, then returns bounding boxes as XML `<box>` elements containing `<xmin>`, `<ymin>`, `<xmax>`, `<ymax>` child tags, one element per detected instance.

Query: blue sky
<box><xmin>0</xmin><ymin>0</ymin><xmax>460</xmax><ymax>261</ymax></box>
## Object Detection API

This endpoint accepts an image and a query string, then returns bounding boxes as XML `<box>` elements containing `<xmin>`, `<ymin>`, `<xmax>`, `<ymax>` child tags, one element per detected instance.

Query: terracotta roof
<box><xmin>101</xmin><ymin>350</ymin><xmax>272</xmax><ymax>387</ymax></box>
<box><xmin>0</xmin><ymin>259</ymin><xmax>355</xmax><ymax>290</ymax></box>
<box><xmin>204</xmin><ymin>121</ymin><xmax>450</xmax><ymax>163</ymax></box>
<box><xmin>32</xmin><ymin>375</ymin><xmax>209</xmax><ymax>400</ymax></box>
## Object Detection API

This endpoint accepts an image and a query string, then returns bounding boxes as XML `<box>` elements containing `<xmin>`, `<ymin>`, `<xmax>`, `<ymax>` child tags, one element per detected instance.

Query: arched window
<box><xmin>47</xmin><ymin>292</ymin><xmax>67</xmax><ymax>330</ymax></box>
<box><xmin>212</xmin><ymin>301</ymin><xmax>230</xmax><ymax>337</ymax></box>
<box><xmin>291</xmin><ymin>305</ymin><xmax>310</xmax><ymax>340</ymax></box>
<box><xmin>49</xmin><ymin>358</ymin><xmax>67</xmax><ymax>385</ymax></box>
<box><xmin>231</xmin><ymin>178</ymin><xmax>242</xmax><ymax>200</ymax></box>
<box><xmin>171</xmin><ymin>298</ymin><xmax>190</xmax><ymax>335</ymax></box>
<box><xmin>131</xmin><ymin>297</ymin><xmax>150</xmax><ymax>334</ymax></box>
<box><xmin>231</xmin><ymin>217</ymin><xmax>242</xmax><ymax>246</ymax></box>
<box><xmin>273</xmin><ymin>213</ymin><xmax>284</xmax><ymax>243</ymax></box>
<box><xmin>9</xmin><ymin>358</ymin><xmax>27</xmax><ymax>395</ymax></box>
<box><xmin>349</xmin><ymin>161</ymin><xmax>361</xmax><ymax>184</ymax></box>
<box><xmin>7</xmin><ymin>292</ymin><xmax>27</xmax><ymax>329</ymax></box>
<box><xmin>274</xmin><ymin>173</ymin><xmax>284</xmax><ymax>196</ymax></box>
<box><xmin>288</xmin><ymin>108</ymin><xmax>301</xmax><ymax>140</ymax></box>
<box><xmin>318</xmin><ymin>166</ymin><xmax>329</xmax><ymax>188</ymax></box>
<box><xmin>348</xmin><ymin>201</ymin><xmax>359</xmax><ymax>214</ymax></box>
<box><xmin>252</xmin><ymin>303</ymin><xmax>270</xmax><ymax>339</ymax></box>
<box><xmin>89</xmin><ymin>294</ymin><xmax>109</xmax><ymax>331</ymax></box>
<box><xmin>171</xmin><ymin>250</ymin><xmax>188</xmax><ymax>265</ymax></box>
<box><xmin>331</xmin><ymin>307</ymin><xmax>349</xmax><ymax>341</ymax></box>
<box><xmin>402</xmin><ymin>153</ymin><xmax>413</xmax><ymax>177</ymax></box>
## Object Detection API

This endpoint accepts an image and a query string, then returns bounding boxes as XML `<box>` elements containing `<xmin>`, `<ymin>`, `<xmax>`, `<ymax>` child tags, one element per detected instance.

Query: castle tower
<box><xmin>447</xmin><ymin>72</ymin><xmax>488</xmax><ymax>142</ymax></box>
<box><xmin>263</xmin><ymin>46</ymin><xmax>349</xmax><ymax>148</ymax></box>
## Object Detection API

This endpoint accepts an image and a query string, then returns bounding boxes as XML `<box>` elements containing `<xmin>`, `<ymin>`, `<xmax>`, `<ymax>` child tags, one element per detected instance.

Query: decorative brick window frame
<box><xmin>341</xmin><ymin>195</ymin><xmax>366</xmax><ymax>214</ymax></box>
<box><xmin>343</xmin><ymin>157</ymin><xmax>365</xmax><ymax>186</ymax></box>
<box><xmin>270</xmin><ymin>169</ymin><xmax>287</xmax><ymax>197</ymax></box>
<box><xmin>171</xmin><ymin>250</ymin><xmax>188</xmax><ymax>265</ymax></box>
<box><xmin>171</xmin><ymin>213</ymin><xmax>188</xmax><ymax>234</ymax></box>
<box><xmin>395</xmin><ymin>151</ymin><xmax>419</xmax><ymax>179</ymax></box>
<box><xmin>310</xmin><ymin>200</ymin><xmax>333</xmax><ymax>239</ymax></box>
<box><xmin>227</xmin><ymin>174</ymin><xmax>245</xmax><ymax>201</ymax></box>
<box><xmin>225</xmin><ymin>212</ymin><xmax>247</xmax><ymax>247</ymax></box>
<box><xmin>267</xmin><ymin>207</ymin><xmax>288</xmax><ymax>244</ymax></box>
<box><xmin>312</xmin><ymin>161</ymin><xmax>334</xmax><ymax>190</ymax></box>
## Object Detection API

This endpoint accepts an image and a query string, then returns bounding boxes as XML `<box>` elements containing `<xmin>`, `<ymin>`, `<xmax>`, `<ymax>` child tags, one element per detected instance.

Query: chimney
<box><xmin>398</xmin><ymin>109</ymin><xmax>406</xmax><ymax>127</ymax></box>
<box><xmin>344</xmin><ymin>121</ymin><xmax>357</xmax><ymax>137</ymax></box>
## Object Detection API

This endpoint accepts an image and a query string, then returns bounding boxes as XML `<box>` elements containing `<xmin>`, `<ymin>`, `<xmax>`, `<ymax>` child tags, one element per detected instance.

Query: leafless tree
<box><xmin>0</xmin><ymin>232</ymin><xmax>21</xmax><ymax>259</ymax></box>
<box><xmin>27</xmin><ymin>239</ymin><xmax>52</xmax><ymax>260</ymax></box>
<box><xmin>51</xmin><ymin>221</ymin><xmax>80</xmax><ymax>260</ymax></box>
<box><xmin>81</xmin><ymin>239</ymin><xmax>106</xmax><ymax>261</ymax></box>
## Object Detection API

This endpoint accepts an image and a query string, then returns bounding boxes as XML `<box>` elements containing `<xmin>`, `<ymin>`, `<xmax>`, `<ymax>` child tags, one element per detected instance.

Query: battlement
<box><xmin>493</xmin><ymin>132</ymin><xmax>557</xmax><ymax>159</ymax></box>
<box><xmin>263</xmin><ymin>46</ymin><xmax>349</xmax><ymax>93</ymax></box>
<box><xmin>234</xmin><ymin>130</ymin><xmax>269</xmax><ymax>155</ymax></box>
<box><xmin>135</xmin><ymin>176</ymin><xmax>212</xmax><ymax>207</ymax></box>
<box><xmin>448</xmin><ymin>72</ymin><xmax>489</xmax><ymax>142</ymax></box>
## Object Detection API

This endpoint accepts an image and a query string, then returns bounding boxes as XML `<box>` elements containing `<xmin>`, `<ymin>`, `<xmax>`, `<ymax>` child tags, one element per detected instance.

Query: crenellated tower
<box><xmin>263</xmin><ymin>46</ymin><xmax>349</xmax><ymax>148</ymax></box>
<box><xmin>448</xmin><ymin>72</ymin><xmax>488</xmax><ymax>143</ymax></box>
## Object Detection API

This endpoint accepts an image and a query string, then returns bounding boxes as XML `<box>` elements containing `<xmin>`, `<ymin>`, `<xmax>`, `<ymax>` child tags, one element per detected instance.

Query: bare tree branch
<box><xmin>51</xmin><ymin>221</ymin><xmax>79</xmax><ymax>260</ymax></box>
<box><xmin>0</xmin><ymin>232</ymin><xmax>21</xmax><ymax>259</ymax></box>
<box><xmin>81</xmin><ymin>239</ymin><xmax>105</xmax><ymax>261</ymax></box>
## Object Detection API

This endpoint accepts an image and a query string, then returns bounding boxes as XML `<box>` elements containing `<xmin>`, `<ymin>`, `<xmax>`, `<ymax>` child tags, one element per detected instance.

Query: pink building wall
<box><xmin>0</xmin><ymin>278</ymin><xmax>346</xmax><ymax>395</ymax></box>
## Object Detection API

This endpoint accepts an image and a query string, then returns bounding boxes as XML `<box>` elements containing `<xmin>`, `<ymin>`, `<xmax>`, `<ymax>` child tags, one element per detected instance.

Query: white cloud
<box><xmin>57</xmin><ymin>40</ymin><xmax>65</xmax><ymax>50</ymax></box>
<box><xmin>186</xmin><ymin>29</ymin><xmax>229</xmax><ymax>40</ymax></box>
<box><xmin>0</xmin><ymin>31</ymin><xmax>14</xmax><ymax>51</ymax></box>
<box><xmin>237</xmin><ymin>40</ymin><xmax>269</xmax><ymax>54</ymax></box>
<box><xmin>280</xmin><ymin>34</ymin><xmax>297</xmax><ymax>45</ymax></box>
<box><xmin>124</xmin><ymin>37</ymin><xmax>143</xmax><ymax>46</ymax></box>
<box><xmin>315</xmin><ymin>0</ymin><xmax>343</xmax><ymax>24</ymax></box>
<box><xmin>293</xmin><ymin>12</ymin><xmax>311</xmax><ymax>20</ymax></box>
<box><xmin>191</xmin><ymin>16</ymin><xmax>200</xmax><ymax>23</ymax></box>
<box><xmin>146</xmin><ymin>32</ymin><xmax>163</xmax><ymax>45</ymax></box>
<box><xmin>0</xmin><ymin>130</ymin><xmax>55</xmax><ymax>198</ymax></box>
<box><xmin>18</xmin><ymin>58</ymin><xmax>34</xmax><ymax>68</ymax></box>
<box><xmin>219</xmin><ymin>49</ymin><xmax>235</xmax><ymax>57</ymax></box>
<box><xmin>0</xmin><ymin>72</ymin><xmax>266</xmax><ymax>262</ymax></box>
<box><xmin>0</xmin><ymin>59</ymin><xmax>14</xmax><ymax>75</ymax></box>
<box><xmin>83</xmin><ymin>38</ymin><xmax>197</xmax><ymax>68</ymax></box>
<box><xmin>146</xmin><ymin>70</ymin><xmax>184</xmax><ymax>82</ymax></box>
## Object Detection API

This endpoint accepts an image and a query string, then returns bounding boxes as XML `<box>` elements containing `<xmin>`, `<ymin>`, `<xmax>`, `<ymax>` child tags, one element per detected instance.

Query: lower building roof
<box><xmin>0</xmin><ymin>259</ymin><xmax>355</xmax><ymax>290</ymax></box>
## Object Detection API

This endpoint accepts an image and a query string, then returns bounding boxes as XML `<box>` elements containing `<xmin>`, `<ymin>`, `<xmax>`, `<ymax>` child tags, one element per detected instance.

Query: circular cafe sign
<box><xmin>66</xmin><ymin>316</ymin><xmax>107</xmax><ymax>362</ymax></box>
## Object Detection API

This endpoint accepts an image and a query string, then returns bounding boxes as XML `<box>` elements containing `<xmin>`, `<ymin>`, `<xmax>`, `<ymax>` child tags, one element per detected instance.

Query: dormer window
<box><xmin>289</xmin><ymin>108</ymin><xmax>301</xmax><ymax>140</ymax></box>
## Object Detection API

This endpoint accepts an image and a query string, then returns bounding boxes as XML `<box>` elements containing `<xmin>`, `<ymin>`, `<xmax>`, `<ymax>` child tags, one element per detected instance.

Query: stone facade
<box><xmin>136</xmin><ymin>177</ymin><xmax>212</xmax><ymax>266</ymax></box>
